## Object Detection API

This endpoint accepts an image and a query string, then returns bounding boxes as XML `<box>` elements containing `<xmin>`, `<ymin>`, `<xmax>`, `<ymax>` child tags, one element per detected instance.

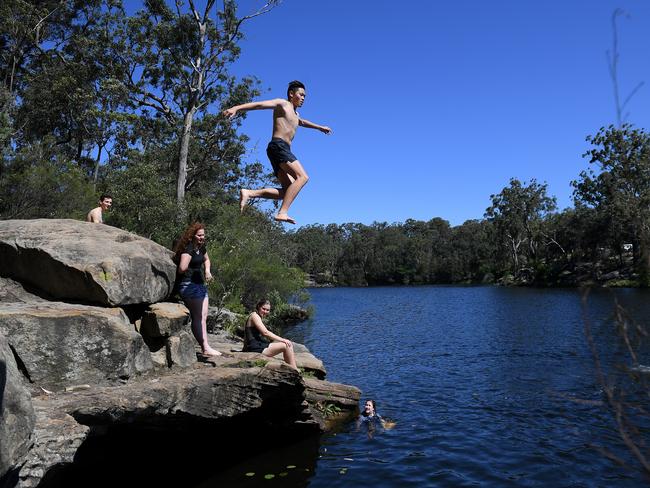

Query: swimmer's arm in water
<box><xmin>223</xmin><ymin>99</ymin><xmax>287</xmax><ymax>118</ymax></box>
<box><xmin>299</xmin><ymin>118</ymin><xmax>331</xmax><ymax>134</ymax></box>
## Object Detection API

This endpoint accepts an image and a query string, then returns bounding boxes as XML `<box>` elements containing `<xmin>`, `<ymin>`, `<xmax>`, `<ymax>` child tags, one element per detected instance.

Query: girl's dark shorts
<box><xmin>266</xmin><ymin>138</ymin><xmax>297</xmax><ymax>176</ymax></box>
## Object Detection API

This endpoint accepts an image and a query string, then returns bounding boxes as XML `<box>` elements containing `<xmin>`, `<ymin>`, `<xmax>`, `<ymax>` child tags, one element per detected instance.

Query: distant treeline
<box><xmin>287</xmin><ymin>124</ymin><xmax>650</xmax><ymax>287</ymax></box>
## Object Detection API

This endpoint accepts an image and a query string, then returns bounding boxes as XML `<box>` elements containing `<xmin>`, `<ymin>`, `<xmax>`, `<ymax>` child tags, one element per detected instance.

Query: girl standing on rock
<box><xmin>174</xmin><ymin>222</ymin><xmax>221</xmax><ymax>358</ymax></box>
<box><xmin>243</xmin><ymin>298</ymin><xmax>298</xmax><ymax>371</ymax></box>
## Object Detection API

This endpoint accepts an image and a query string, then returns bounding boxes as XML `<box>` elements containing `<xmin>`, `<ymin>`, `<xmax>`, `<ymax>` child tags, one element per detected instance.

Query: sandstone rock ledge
<box><xmin>17</xmin><ymin>359</ymin><xmax>359</xmax><ymax>488</ymax></box>
<box><xmin>0</xmin><ymin>220</ymin><xmax>361</xmax><ymax>488</ymax></box>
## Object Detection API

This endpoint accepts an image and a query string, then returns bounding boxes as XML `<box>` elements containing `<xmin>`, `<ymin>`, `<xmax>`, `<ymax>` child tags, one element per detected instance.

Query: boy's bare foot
<box><xmin>239</xmin><ymin>189</ymin><xmax>251</xmax><ymax>213</ymax></box>
<box><xmin>275</xmin><ymin>213</ymin><xmax>296</xmax><ymax>225</ymax></box>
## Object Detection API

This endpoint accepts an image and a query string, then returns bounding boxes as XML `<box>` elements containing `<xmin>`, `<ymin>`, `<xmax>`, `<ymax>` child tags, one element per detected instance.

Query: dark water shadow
<box><xmin>37</xmin><ymin>413</ymin><xmax>320</xmax><ymax>488</ymax></box>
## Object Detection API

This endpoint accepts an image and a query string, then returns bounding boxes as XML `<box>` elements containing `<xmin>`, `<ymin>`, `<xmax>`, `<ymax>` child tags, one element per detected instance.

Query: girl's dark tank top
<box><xmin>244</xmin><ymin>313</ymin><xmax>268</xmax><ymax>351</ymax></box>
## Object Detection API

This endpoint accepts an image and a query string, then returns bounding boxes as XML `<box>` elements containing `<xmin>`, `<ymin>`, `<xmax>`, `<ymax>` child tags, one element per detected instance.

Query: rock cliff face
<box><xmin>0</xmin><ymin>220</ymin><xmax>360</xmax><ymax>488</ymax></box>
<box><xmin>0</xmin><ymin>302</ymin><xmax>152</xmax><ymax>390</ymax></box>
<box><xmin>0</xmin><ymin>219</ymin><xmax>176</xmax><ymax>306</ymax></box>
<box><xmin>0</xmin><ymin>333</ymin><xmax>35</xmax><ymax>483</ymax></box>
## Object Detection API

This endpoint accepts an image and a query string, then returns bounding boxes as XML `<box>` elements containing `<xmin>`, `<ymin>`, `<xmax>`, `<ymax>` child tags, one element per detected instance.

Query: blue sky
<box><xmin>125</xmin><ymin>1</ymin><xmax>650</xmax><ymax>228</ymax></box>
<box><xmin>227</xmin><ymin>0</ymin><xmax>650</xmax><ymax>228</ymax></box>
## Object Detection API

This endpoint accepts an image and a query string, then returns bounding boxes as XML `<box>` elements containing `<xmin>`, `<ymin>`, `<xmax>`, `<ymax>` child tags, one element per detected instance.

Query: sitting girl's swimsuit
<box><xmin>243</xmin><ymin>313</ymin><xmax>269</xmax><ymax>353</ymax></box>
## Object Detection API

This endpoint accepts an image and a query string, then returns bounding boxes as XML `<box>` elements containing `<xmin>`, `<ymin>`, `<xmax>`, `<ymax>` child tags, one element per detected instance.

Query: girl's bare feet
<box><xmin>275</xmin><ymin>213</ymin><xmax>296</xmax><ymax>224</ymax></box>
<box><xmin>201</xmin><ymin>346</ymin><xmax>222</xmax><ymax>357</ymax></box>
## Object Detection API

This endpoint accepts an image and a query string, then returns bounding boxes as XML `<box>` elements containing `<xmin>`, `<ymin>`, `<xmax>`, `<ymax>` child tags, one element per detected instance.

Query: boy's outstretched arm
<box><xmin>223</xmin><ymin>98</ymin><xmax>285</xmax><ymax>119</ymax></box>
<box><xmin>299</xmin><ymin>118</ymin><xmax>332</xmax><ymax>134</ymax></box>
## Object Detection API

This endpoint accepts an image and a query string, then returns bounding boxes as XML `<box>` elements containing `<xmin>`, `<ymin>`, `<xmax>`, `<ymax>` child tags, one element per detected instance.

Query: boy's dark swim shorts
<box><xmin>266</xmin><ymin>138</ymin><xmax>297</xmax><ymax>176</ymax></box>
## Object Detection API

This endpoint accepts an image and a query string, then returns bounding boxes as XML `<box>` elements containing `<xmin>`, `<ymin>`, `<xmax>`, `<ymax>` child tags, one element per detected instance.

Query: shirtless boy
<box><xmin>223</xmin><ymin>80</ymin><xmax>331</xmax><ymax>225</ymax></box>
<box><xmin>86</xmin><ymin>194</ymin><xmax>112</xmax><ymax>223</ymax></box>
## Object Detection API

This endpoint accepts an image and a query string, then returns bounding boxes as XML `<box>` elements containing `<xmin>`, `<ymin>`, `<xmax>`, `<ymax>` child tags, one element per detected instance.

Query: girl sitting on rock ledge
<box><xmin>174</xmin><ymin>222</ymin><xmax>221</xmax><ymax>358</ymax></box>
<box><xmin>243</xmin><ymin>298</ymin><xmax>298</xmax><ymax>371</ymax></box>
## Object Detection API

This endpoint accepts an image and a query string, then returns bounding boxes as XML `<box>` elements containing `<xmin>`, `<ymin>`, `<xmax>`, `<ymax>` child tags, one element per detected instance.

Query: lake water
<box><xmin>205</xmin><ymin>286</ymin><xmax>650</xmax><ymax>487</ymax></box>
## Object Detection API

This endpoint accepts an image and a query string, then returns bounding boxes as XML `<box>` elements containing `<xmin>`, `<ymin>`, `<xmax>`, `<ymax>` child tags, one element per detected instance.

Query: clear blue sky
<box><xmin>229</xmin><ymin>0</ymin><xmax>650</xmax><ymax>228</ymax></box>
<box><xmin>125</xmin><ymin>1</ymin><xmax>650</xmax><ymax>228</ymax></box>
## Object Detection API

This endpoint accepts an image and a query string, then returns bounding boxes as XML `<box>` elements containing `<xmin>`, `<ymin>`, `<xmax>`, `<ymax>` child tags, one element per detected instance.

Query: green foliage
<box><xmin>485</xmin><ymin>178</ymin><xmax>557</xmax><ymax>273</ymax></box>
<box><xmin>0</xmin><ymin>141</ymin><xmax>95</xmax><ymax>219</ymax></box>
<box><xmin>103</xmin><ymin>156</ymin><xmax>179</xmax><ymax>244</ymax></box>
<box><xmin>299</xmin><ymin>368</ymin><xmax>316</xmax><ymax>378</ymax></box>
<box><xmin>315</xmin><ymin>402</ymin><xmax>342</xmax><ymax>418</ymax></box>
<box><xmin>289</xmin><ymin>218</ymin><xmax>495</xmax><ymax>286</ymax></box>
<box><xmin>264</xmin><ymin>290</ymin><xmax>311</xmax><ymax>328</ymax></box>
<box><xmin>573</xmin><ymin>125</ymin><xmax>650</xmax><ymax>285</ymax></box>
<box><xmin>205</xmin><ymin>204</ymin><xmax>305</xmax><ymax>312</ymax></box>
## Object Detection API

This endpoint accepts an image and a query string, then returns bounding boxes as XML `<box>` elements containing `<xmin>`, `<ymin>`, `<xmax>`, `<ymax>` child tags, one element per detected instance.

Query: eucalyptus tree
<box><xmin>0</xmin><ymin>0</ymin><xmax>63</xmax><ymax>95</ymax></box>
<box><xmin>1</xmin><ymin>0</ymin><xmax>124</xmax><ymax>215</ymax></box>
<box><xmin>573</xmin><ymin>125</ymin><xmax>650</xmax><ymax>283</ymax></box>
<box><xmin>450</xmin><ymin>219</ymin><xmax>496</xmax><ymax>282</ymax></box>
<box><xmin>14</xmin><ymin>0</ymin><xmax>129</xmax><ymax>175</ymax></box>
<box><xmin>485</xmin><ymin>178</ymin><xmax>557</xmax><ymax>273</ymax></box>
<box><xmin>113</xmin><ymin>0</ymin><xmax>279</xmax><ymax>208</ymax></box>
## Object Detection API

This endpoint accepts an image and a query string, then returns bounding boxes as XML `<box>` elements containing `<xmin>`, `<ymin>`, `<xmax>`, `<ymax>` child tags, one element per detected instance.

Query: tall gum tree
<box><xmin>485</xmin><ymin>178</ymin><xmax>557</xmax><ymax>273</ymax></box>
<box><xmin>114</xmin><ymin>0</ymin><xmax>279</xmax><ymax>209</ymax></box>
<box><xmin>573</xmin><ymin>125</ymin><xmax>650</xmax><ymax>285</ymax></box>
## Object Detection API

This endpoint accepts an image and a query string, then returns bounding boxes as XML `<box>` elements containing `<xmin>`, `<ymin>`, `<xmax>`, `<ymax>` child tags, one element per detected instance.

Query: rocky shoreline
<box><xmin>0</xmin><ymin>219</ymin><xmax>360</xmax><ymax>488</ymax></box>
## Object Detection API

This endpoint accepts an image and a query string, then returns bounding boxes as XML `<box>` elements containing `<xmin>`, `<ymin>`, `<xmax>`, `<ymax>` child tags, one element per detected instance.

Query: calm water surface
<box><xmin>206</xmin><ymin>286</ymin><xmax>650</xmax><ymax>487</ymax></box>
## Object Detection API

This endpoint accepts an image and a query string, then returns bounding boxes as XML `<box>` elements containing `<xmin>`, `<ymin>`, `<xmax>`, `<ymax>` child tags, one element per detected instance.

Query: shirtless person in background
<box><xmin>223</xmin><ymin>80</ymin><xmax>331</xmax><ymax>225</ymax></box>
<box><xmin>86</xmin><ymin>194</ymin><xmax>112</xmax><ymax>223</ymax></box>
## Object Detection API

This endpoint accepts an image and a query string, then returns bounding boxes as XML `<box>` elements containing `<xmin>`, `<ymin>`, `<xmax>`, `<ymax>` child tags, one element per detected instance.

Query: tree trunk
<box><xmin>92</xmin><ymin>143</ymin><xmax>104</xmax><ymax>188</ymax></box>
<box><xmin>176</xmin><ymin>108</ymin><xmax>196</xmax><ymax>205</ymax></box>
<box><xmin>637</xmin><ymin>229</ymin><xmax>650</xmax><ymax>287</ymax></box>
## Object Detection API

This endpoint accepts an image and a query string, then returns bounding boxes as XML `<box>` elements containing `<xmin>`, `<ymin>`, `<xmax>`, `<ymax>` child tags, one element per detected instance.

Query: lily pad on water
<box><xmin>286</xmin><ymin>465</ymin><xmax>296</xmax><ymax>469</ymax></box>
<box><xmin>245</xmin><ymin>472</ymin><xmax>255</xmax><ymax>477</ymax></box>
<box><xmin>339</xmin><ymin>468</ymin><xmax>348</xmax><ymax>474</ymax></box>
<box><xmin>264</xmin><ymin>474</ymin><xmax>275</xmax><ymax>480</ymax></box>
<box><xmin>279</xmin><ymin>472</ymin><xmax>288</xmax><ymax>477</ymax></box>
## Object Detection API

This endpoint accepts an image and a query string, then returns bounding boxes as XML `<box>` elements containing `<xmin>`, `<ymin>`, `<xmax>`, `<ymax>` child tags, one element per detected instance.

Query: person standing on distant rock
<box><xmin>222</xmin><ymin>80</ymin><xmax>332</xmax><ymax>225</ymax></box>
<box><xmin>86</xmin><ymin>194</ymin><xmax>112</xmax><ymax>223</ymax></box>
<box><xmin>243</xmin><ymin>298</ymin><xmax>298</xmax><ymax>371</ymax></box>
<box><xmin>174</xmin><ymin>222</ymin><xmax>221</xmax><ymax>358</ymax></box>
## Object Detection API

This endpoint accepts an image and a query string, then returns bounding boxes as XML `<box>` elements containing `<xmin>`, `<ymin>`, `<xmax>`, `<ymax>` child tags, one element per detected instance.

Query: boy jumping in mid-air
<box><xmin>223</xmin><ymin>80</ymin><xmax>331</xmax><ymax>225</ymax></box>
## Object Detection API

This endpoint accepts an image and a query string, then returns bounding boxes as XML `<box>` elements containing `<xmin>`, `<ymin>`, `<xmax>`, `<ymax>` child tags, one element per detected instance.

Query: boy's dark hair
<box><xmin>287</xmin><ymin>80</ymin><xmax>305</xmax><ymax>98</ymax></box>
<box><xmin>99</xmin><ymin>194</ymin><xmax>112</xmax><ymax>202</ymax></box>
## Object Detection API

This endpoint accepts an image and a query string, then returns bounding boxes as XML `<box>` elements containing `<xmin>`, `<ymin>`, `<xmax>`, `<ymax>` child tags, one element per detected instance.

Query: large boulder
<box><xmin>0</xmin><ymin>302</ymin><xmax>153</xmax><ymax>391</ymax></box>
<box><xmin>0</xmin><ymin>332</ymin><xmax>35</xmax><ymax>482</ymax></box>
<box><xmin>206</xmin><ymin>306</ymin><xmax>242</xmax><ymax>334</ymax></box>
<box><xmin>0</xmin><ymin>219</ymin><xmax>176</xmax><ymax>306</ymax></box>
<box><xmin>0</xmin><ymin>277</ymin><xmax>46</xmax><ymax>304</ymax></box>
<box><xmin>140</xmin><ymin>302</ymin><xmax>189</xmax><ymax>338</ymax></box>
